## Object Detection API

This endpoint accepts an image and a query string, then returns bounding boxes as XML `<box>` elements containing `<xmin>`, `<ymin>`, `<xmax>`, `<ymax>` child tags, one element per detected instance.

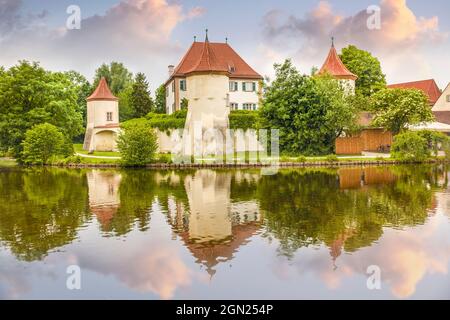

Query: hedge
<box><xmin>123</xmin><ymin>109</ymin><xmax>259</xmax><ymax>132</ymax></box>
<box><xmin>229</xmin><ymin>110</ymin><xmax>259</xmax><ymax>130</ymax></box>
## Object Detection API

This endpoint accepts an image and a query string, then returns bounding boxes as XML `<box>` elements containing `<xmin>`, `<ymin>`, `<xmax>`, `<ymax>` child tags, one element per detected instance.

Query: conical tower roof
<box><xmin>87</xmin><ymin>77</ymin><xmax>118</xmax><ymax>102</ymax></box>
<box><xmin>319</xmin><ymin>39</ymin><xmax>357</xmax><ymax>81</ymax></box>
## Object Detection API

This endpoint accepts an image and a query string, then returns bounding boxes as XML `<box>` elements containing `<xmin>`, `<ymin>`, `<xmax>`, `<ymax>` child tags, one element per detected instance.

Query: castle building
<box><xmin>165</xmin><ymin>33</ymin><xmax>263</xmax><ymax>114</ymax></box>
<box><xmin>318</xmin><ymin>39</ymin><xmax>358</xmax><ymax>95</ymax></box>
<box><xmin>83</xmin><ymin>77</ymin><xmax>120</xmax><ymax>152</ymax></box>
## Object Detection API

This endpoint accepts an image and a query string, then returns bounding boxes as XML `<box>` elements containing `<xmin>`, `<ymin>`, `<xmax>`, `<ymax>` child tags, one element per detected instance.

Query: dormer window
<box><xmin>107</xmin><ymin>112</ymin><xmax>113</xmax><ymax>121</ymax></box>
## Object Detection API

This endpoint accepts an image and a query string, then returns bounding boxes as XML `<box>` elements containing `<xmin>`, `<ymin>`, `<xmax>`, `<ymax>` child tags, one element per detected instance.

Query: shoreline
<box><xmin>41</xmin><ymin>158</ymin><xmax>450</xmax><ymax>169</ymax></box>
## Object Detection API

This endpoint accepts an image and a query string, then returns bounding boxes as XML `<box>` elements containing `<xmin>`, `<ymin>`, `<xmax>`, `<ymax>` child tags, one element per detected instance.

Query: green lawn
<box><xmin>0</xmin><ymin>158</ymin><xmax>17</xmax><ymax>167</ymax></box>
<box><xmin>73</xmin><ymin>144</ymin><xmax>121</xmax><ymax>157</ymax></box>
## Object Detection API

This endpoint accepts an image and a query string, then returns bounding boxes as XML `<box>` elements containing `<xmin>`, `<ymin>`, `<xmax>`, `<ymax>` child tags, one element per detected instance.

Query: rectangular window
<box><xmin>166</xmin><ymin>86</ymin><xmax>169</xmax><ymax>97</ymax></box>
<box><xmin>447</xmin><ymin>95</ymin><xmax>450</xmax><ymax>102</ymax></box>
<box><xmin>243</xmin><ymin>103</ymin><xmax>257</xmax><ymax>111</ymax></box>
<box><xmin>172</xmin><ymin>81</ymin><xmax>175</xmax><ymax>92</ymax></box>
<box><xmin>107</xmin><ymin>112</ymin><xmax>113</xmax><ymax>121</ymax></box>
<box><xmin>229</xmin><ymin>81</ymin><xmax>238</xmax><ymax>92</ymax></box>
<box><xmin>180</xmin><ymin>79</ymin><xmax>187</xmax><ymax>91</ymax></box>
<box><xmin>243</xmin><ymin>82</ymin><xmax>256</xmax><ymax>92</ymax></box>
<box><xmin>230</xmin><ymin>103</ymin><xmax>239</xmax><ymax>110</ymax></box>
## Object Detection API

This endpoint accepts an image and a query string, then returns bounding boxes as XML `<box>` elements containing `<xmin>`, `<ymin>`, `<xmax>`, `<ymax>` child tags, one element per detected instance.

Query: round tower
<box><xmin>83</xmin><ymin>77</ymin><xmax>120</xmax><ymax>152</ymax></box>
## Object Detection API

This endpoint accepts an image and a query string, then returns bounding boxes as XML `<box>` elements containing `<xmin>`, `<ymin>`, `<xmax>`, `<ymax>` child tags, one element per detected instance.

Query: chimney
<box><xmin>168</xmin><ymin>65</ymin><xmax>175</xmax><ymax>77</ymax></box>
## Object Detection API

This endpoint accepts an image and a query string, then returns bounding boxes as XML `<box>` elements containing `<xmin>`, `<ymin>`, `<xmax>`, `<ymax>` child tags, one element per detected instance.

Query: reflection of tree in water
<box><xmin>255</xmin><ymin>166</ymin><xmax>445</xmax><ymax>259</ymax></box>
<box><xmin>0</xmin><ymin>168</ymin><xmax>89</xmax><ymax>261</ymax></box>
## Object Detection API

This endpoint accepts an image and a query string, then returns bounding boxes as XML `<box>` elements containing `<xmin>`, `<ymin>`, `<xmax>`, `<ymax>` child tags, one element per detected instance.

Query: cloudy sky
<box><xmin>1</xmin><ymin>0</ymin><xmax>449</xmax><ymax>92</ymax></box>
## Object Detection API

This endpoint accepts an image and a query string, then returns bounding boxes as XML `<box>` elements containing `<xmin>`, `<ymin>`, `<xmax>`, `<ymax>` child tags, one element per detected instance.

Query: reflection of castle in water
<box><xmin>84</xmin><ymin>166</ymin><xmax>446</xmax><ymax>275</ymax></box>
<box><xmin>166</xmin><ymin>170</ymin><xmax>263</xmax><ymax>277</ymax></box>
<box><xmin>87</xmin><ymin>170</ymin><xmax>122</xmax><ymax>229</ymax></box>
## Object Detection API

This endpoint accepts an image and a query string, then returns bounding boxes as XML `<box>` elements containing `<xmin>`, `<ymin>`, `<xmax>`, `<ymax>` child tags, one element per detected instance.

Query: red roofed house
<box><xmin>318</xmin><ymin>38</ymin><xmax>358</xmax><ymax>95</ymax></box>
<box><xmin>387</xmin><ymin>79</ymin><xmax>442</xmax><ymax>106</ymax></box>
<box><xmin>165</xmin><ymin>33</ymin><xmax>263</xmax><ymax>114</ymax></box>
<box><xmin>83</xmin><ymin>77</ymin><xmax>121</xmax><ymax>152</ymax></box>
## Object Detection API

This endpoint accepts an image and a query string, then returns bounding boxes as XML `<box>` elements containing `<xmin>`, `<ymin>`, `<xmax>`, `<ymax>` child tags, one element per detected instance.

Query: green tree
<box><xmin>260</xmin><ymin>60</ymin><xmax>357</xmax><ymax>155</ymax></box>
<box><xmin>131</xmin><ymin>72</ymin><xmax>154</xmax><ymax>118</ymax></box>
<box><xmin>117</xmin><ymin>121</ymin><xmax>158</xmax><ymax>166</ymax></box>
<box><xmin>391</xmin><ymin>131</ymin><xmax>430</xmax><ymax>162</ymax></box>
<box><xmin>0</xmin><ymin>61</ymin><xmax>83</xmax><ymax>157</ymax></box>
<box><xmin>180</xmin><ymin>98</ymin><xmax>189</xmax><ymax>110</ymax></box>
<box><xmin>93</xmin><ymin>62</ymin><xmax>133</xmax><ymax>95</ymax></box>
<box><xmin>155</xmin><ymin>84</ymin><xmax>167</xmax><ymax>114</ymax></box>
<box><xmin>370</xmin><ymin>88</ymin><xmax>434</xmax><ymax>134</ymax></box>
<box><xmin>21</xmin><ymin>123</ymin><xmax>65</xmax><ymax>164</ymax></box>
<box><xmin>117</xmin><ymin>85</ymin><xmax>134</xmax><ymax>121</ymax></box>
<box><xmin>340</xmin><ymin>45</ymin><xmax>386</xmax><ymax>96</ymax></box>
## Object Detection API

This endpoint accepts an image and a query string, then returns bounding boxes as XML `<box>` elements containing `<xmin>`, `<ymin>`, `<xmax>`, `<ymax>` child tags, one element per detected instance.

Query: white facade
<box><xmin>166</xmin><ymin>77</ymin><xmax>261</xmax><ymax>114</ymax></box>
<box><xmin>432</xmin><ymin>83</ymin><xmax>450</xmax><ymax>112</ymax></box>
<box><xmin>83</xmin><ymin>99</ymin><xmax>120</xmax><ymax>152</ymax></box>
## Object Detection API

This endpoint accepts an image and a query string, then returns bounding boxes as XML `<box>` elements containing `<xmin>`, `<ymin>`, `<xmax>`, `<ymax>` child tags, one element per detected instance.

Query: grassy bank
<box><xmin>0</xmin><ymin>158</ymin><xmax>17</xmax><ymax>167</ymax></box>
<box><xmin>73</xmin><ymin>144</ymin><xmax>121</xmax><ymax>158</ymax></box>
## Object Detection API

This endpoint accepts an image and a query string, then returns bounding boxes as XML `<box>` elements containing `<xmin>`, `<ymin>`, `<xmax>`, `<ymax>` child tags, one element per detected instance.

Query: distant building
<box><xmin>83</xmin><ymin>77</ymin><xmax>120</xmax><ymax>152</ymax></box>
<box><xmin>432</xmin><ymin>83</ymin><xmax>450</xmax><ymax>125</ymax></box>
<box><xmin>165</xmin><ymin>35</ymin><xmax>263</xmax><ymax>114</ymax></box>
<box><xmin>318</xmin><ymin>39</ymin><xmax>358</xmax><ymax>95</ymax></box>
<box><xmin>387</xmin><ymin>79</ymin><xmax>441</xmax><ymax>106</ymax></box>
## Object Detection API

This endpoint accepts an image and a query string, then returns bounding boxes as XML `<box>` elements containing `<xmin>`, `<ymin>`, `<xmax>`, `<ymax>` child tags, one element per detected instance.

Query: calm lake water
<box><xmin>0</xmin><ymin>165</ymin><xmax>449</xmax><ymax>300</ymax></box>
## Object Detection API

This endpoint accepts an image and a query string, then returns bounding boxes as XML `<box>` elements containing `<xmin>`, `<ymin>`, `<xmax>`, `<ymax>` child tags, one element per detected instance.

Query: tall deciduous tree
<box><xmin>340</xmin><ymin>45</ymin><xmax>386</xmax><ymax>97</ymax></box>
<box><xmin>154</xmin><ymin>84</ymin><xmax>167</xmax><ymax>114</ymax></box>
<box><xmin>64</xmin><ymin>70</ymin><xmax>91</xmax><ymax>127</ymax></box>
<box><xmin>131</xmin><ymin>73</ymin><xmax>154</xmax><ymax>118</ymax></box>
<box><xmin>0</xmin><ymin>61</ymin><xmax>83</xmax><ymax>157</ymax></box>
<box><xmin>93</xmin><ymin>62</ymin><xmax>133</xmax><ymax>95</ymax></box>
<box><xmin>370</xmin><ymin>88</ymin><xmax>434</xmax><ymax>134</ymax></box>
<box><xmin>260</xmin><ymin>60</ymin><xmax>357</xmax><ymax>155</ymax></box>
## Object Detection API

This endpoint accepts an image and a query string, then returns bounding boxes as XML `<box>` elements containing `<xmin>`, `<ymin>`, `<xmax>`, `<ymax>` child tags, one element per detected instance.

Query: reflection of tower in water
<box><xmin>87</xmin><ymin>170</ymin><xmax>122</xmax><ymax>229</ymax></box>
<box><xmin>166</xmin><ymin>170</ymin><xmax>262</xmax><ymax>277</ymax></box>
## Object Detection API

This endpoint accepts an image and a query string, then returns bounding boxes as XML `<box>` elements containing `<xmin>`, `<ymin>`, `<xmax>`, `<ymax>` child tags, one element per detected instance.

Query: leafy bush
<box><xmin>391</xmin><ymin>131</ymin><xmax>430</xmax><ymax>162</ymax></box>
<box><xmin>153</xmin><ymin>153</ymin><xmax>172</xmax><ymax>164</ymax></box>
<box><xmin>416</xmin><ymin>130</ymin><xmax>448</xmax><ymax>157</ymax></box>
<box><xmin>20</xmin><ymin>123</ymin><xmax>65</xmax><ymax>164</ymax></box>
<box><xmin>117</xmin><ymin>122</ymin><xmax>158</xmax><ymax>166</ymax></box>
<box><xmin>296</xmin><ymin>155</ymin><xmax>307</xmax><ymax>162</ymax></box>
<box><xmin>229</xmin><ymin>110</ymin><xmax>259</xmax><ymax>131</ymax></box>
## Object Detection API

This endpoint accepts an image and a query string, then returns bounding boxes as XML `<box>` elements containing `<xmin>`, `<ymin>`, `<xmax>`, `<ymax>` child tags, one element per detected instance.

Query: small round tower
<box><xmin>83</xmin><ymin>77</ymin><xmax>120</xmax><ymax>152</ymax></box>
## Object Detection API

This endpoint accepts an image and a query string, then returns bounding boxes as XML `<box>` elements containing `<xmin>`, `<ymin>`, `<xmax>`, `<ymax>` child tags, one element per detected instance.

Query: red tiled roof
<box><xmin>387</xmin><ymin>79</ymin><xmax>441</xmax><ymax>105</ymax></box>
<box><xmin>168</xmin><ymin>41</ymin><xmax>263</xmax><ymax>83</ymax></box>
<box><xmin>319</xmin><ymin>44</ymin><xmax>358</xmax><ymax>80</ymax></box>
<box><xmin>87</xmin><ymin>77</ymin><xmax>118</xmax><ymax>102</ymax></box>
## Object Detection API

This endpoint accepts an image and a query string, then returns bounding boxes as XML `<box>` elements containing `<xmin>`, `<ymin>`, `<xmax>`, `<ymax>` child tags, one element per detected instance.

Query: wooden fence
<box><xmin>336</xmin><ymin>129</ymin><xmax>393</xmax><ymax>155</ymax></box>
